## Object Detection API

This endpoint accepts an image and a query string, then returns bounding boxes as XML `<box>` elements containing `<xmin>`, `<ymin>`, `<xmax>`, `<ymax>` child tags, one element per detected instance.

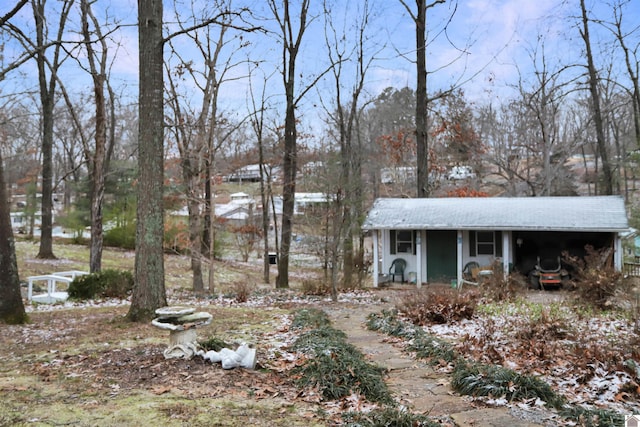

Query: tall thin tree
<box><xmin>579</xmin><ymin>0</ymin><xmax>613</xmax><ymax>195</ymax></box>
<box><xmin>33</xmin><ymin>0</ymin><xmax>74</xmax><ymax>258</ymax></box>
<box><xmin>128</xmin><ymin>0</ymin><xmax>167</xmax><ymax>321</ymax></box>
<box><xmin>79</xmin><ymin>0</ymin><xmax>115</xmax><ymax>273</ymax></box>
<box><xmin>268</xmin><ymin>0</ymin><xmax>309</xmax><ymax>289</ymax></box>
<box><xmin>399</xmin><ymin>0</ymin><xmax>445</xmax><ymax>198</ymax></box>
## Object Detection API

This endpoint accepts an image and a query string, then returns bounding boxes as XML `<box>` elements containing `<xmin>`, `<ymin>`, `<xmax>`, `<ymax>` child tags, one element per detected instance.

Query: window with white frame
<box><xmin>390</xmin><ymin>230</ymin><xmax>415</xmax><ymax>254</ymax></box>
<box><xmin>469</xmin><ymin>231</ymin><xmax>502</xmax><ymax>257</ymax></box>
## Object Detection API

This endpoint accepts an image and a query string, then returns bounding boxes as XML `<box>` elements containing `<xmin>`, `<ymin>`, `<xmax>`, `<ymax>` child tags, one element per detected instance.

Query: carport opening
<box><xmin>512</xmin><ymin>231</ymin><xmax>614</xmax><ymax>277</ymax></box>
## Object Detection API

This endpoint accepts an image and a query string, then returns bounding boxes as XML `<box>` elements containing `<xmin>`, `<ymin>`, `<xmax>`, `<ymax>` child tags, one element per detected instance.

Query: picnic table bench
<box><xmin>27</xmin><ymin>270</ymin><xmax>89</xmax><ymax>303</ymax></box>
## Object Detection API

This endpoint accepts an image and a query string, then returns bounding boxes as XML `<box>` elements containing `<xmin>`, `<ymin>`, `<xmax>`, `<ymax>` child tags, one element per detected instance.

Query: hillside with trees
<box><xmin>1</xmin><ymin>0</ymin><xmax>639</xmax><ymax>322</ymax></box>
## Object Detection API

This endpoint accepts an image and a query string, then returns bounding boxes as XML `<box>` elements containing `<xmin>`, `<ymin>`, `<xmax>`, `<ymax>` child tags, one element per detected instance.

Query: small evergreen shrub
<box><xmin>99</xmin><ymin>269</ymin><xmax>134</xmax><ymax>298</ymax></box>
<box><xmin>68</xmin><ymin>269</ymin><xmax>133</xmax><ymax>300</ymax></box>
<box><xmin>290</xmin><ymin>308</ymin><xmax>393</xmax><ymax>404</ymax></box>
<box><xmin>451</xmin><ymin>361</ymin><xmax>565</xmax><ymax>408</ymax></box>
<box><xmin>342</xmin><ymin>408</ymin><xmax>441</xmax><ymax>427</ymax></box>
<box><xmin>68</xmin><ymin>274</ymin><xmax>102</xmax><ymax>300</ymax></box>
<box><xmin>104</xmin><ymin>223</ymin><xmax>136</xmax><ymax>249</ymax></box>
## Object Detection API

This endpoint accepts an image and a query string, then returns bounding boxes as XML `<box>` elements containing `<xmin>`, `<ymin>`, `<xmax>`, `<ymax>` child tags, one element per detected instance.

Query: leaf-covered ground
<box><xmin>6</xmin><ymin>242</ymin><xmax>640</xmax><ymax>425</ymax></box>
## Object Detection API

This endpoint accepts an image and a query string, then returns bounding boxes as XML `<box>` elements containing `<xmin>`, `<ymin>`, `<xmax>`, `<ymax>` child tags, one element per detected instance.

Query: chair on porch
<box><xmin>389</xmin><ymin>258</ymin><xmax>407</xmax><ymax>283</ymax></box>
<box><xmin>462</xmin><ymin>261</ymin><xmax>480</xmax><ymax>283</ymax></box>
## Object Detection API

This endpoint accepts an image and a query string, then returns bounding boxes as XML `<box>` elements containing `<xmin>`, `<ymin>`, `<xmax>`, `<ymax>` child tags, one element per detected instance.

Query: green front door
<box><xmin>426</xmin><ymin>230</ymin><xmax>457</xmax><ymax>282</ymax></box>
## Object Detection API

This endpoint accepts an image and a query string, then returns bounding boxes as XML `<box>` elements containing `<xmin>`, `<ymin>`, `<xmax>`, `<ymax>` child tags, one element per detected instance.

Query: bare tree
<box><xmin>0</xmin><ymin>0</ymin><xmax>29</xmax><ymax>324</ymax></box>
<box><xmin>321</xmin><ymin>0</ymin><xmax>379</xmax><ymax>293</ymax></box>
<box><xmin>580</xmin><ymin>0</ymin><xmax>614</xmax><ymax>195</ymax></box>
<box><xmin>518</xmin><ymin>38</ymin><xmax>575</xmax><ymax>196</ymax></box>
<box><xmin>398</xmin><ymin>0</ymin><xmax>445</xmax><ymax>198</ymax></box>
<box><xmin>267</xmin><ymin>0</ymin><xmax>314</xmax><ymax>289</ymax></box>
<box><xmin>77</xmin><ymin>0</ymin><xmax>117</xmax><ymax>272</ymax></box>
<box><xmin>164</xmin><ymin>5</ymin><xmax>233</xmax><ymax>295</ymax></box>
<box><xmin>247</xmin><ymin>69</ymin><xmax>277</xmax><ymax>284</ymax></box>
<box><xmin>0</xmin><ymin>149</ymin><xmax>26</xmax><ymax>324</ymax></box>
<box><xmin>598</xmin><ymin>0</ymin><xmax>640</xmax><ymax>151</ymax></box>
<box><xmin>128</xmin><ymin>0</ymin><xmax>167</xmax><ymax>321</ymax></box>
<box><xmin>32</xmin><ymin>0</ymin><xmax>74</xmax><ymax>258</ymax></box>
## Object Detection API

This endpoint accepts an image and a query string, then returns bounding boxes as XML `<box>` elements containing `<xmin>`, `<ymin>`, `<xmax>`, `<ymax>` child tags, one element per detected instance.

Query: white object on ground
<box><xmin>198</xmin><ymin>343</ymin><xmax>257</xmax><ymax>369</ymax></box>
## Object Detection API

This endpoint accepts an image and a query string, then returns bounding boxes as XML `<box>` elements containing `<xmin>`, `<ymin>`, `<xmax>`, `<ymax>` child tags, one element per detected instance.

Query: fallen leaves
<box><xmin>422</xmin><ymin>301</ymin><xmax>640</xmax><ymax>414</ymax></box>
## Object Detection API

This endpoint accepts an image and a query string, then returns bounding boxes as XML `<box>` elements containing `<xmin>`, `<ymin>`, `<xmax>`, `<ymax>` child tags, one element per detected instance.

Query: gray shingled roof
<box><xmin>362</xmin><ymin>196</ymin><xmax>629</xmax><ymax>232</ymax></box>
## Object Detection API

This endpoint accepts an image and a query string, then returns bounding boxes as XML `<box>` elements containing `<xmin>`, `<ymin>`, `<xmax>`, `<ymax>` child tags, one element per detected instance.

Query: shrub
<box><xmin>515</xmin><ymin>307</ymin><xmax>573</xmax><ymax>341</ymax></box>
<box><xmin>99</xmin><ymin>269</ymin><xmax>134</xmax><ymax>298</ymax></box>
<box><xmin>563</xmin><ymin>245</ymin><xmax>622</xmax><ymax>309</ymax></box>
<box><xmin>290</xmin><ymin>309</ymin><xmax>393</xmax><ymax>404</ymax></box>
<box><xmin>68</xmin><ymin>269</ymin><xmax>133</xmax><ymax>300</ymax></box>
<box><xmin>482</xmin><ymin>262</ymin><xmax>523</xmax><ymax>302</ymax></box>
<box><xmin>451</xmin><ymin>361</ymin><xmax>565</xmax><ymax>408</ymax></box>
<box><xmin>397</xmin><ymin>288</ymin><xmax>479</xmax><ymax>325</ymax></box>
<box><xmin>342</xmin><ymin>408</ymin><xmax>441</xmax><ymax>427</ymax></box>
<box><xmin>233</xmin><ymin>281</ymin><xmax>252</xmax><ymax>303</ymax></box>
<box><xmin>68</xmin><ymin>275</ymin><xmax>102</xmax><ymax>300</ymax></box>
<box><xmin>301</xmin><ymin>278</ymin><xmax>331</xmax><ymax>296</ymax></box>
<box><xmin>104</xmin><ymin>223</ymin><xmax>136</xmax><ymax>249</ymax></box>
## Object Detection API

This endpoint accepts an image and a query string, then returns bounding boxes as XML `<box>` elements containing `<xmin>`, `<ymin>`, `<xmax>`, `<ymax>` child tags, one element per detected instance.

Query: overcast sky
<box><xmin>1</xmin><ymin>1</ymin><xmax>638</xmax><ymax>120</ymax></box>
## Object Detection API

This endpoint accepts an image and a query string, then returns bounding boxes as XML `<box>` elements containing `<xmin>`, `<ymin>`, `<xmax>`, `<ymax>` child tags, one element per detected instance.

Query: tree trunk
<box><xmin>415</xmin><ymin>0</ymin><xmax>429</xmax><ymax>198</ymax></box>
<box><xmin>274</xmin><ymin>0</ymin><xmax>308</xmax><ymax>289</ymax></box>
<box><xmin>258</xmin><ymin>140</ymin><xmax>271</xmax><ymax>284</ymax></box>
<box><xmin>580</xmin><ymin>0</ymin><xmax>613</xmax><ymax>195</ymax></box>
<box><xmin>0</xmin><ymin>151</ymin><xmax>27</xmax><ymax>324</ymax></box>
<box><xmin>277</xmin><ymin>93</ymin><xmax>296</xmax><ymax>288</ymax></box>
<box><xmin>184</xmin><ymin>159</ymin><xmax>204</xmax><ymax>294</ymax></box>
<box><xmin>202</xmin><ymin>158</ymin><xmax>211</xmax><ymax>256</ymax></box>
<box><xmin>33</xmin><ymin>0</ymin><xmax>58</xmax><ymax>259</ymax></box>
<box><xmin>81</xmin><ymin>0</ymin><xmax>108</xmax><ymax>273</ymax></box>
<box><xmin>128</xmin><ymin>0</ymin><xmax>167</xmax><ymax>322</ymax></box>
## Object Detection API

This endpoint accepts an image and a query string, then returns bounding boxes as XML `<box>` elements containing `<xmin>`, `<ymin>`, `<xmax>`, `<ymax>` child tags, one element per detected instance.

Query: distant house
<box><xmin>217</xmin><ymin>192</ymin><xmax>256</xmax><ymax>222</ymax></box>
<box><xmin>272</xmin><ymin>192</ymin><xmax>332</xmax><ymax>216</ymax></box>
<box><xmin>381</xmin><ymin>167</ymin><xmax>415</xmax><ymax>184</ymax></box>
<box><xmin>225</xmin><ymin>164</ymin><xmax>282</xmax><ymax>183</ymax></box>
<box><xmin>171</xmin><ymin>192</ymin><xmax>257</xmax><ymax>225</ymax></box>
<box><xmin>362</xmin><ymin>196</ymin><xmax>629</xmax><ymax>287</ymax></box>
<box><xmin>226</xmin><ymin>164</ymin><xmax>262</xmax><ymax>183</ymax></box>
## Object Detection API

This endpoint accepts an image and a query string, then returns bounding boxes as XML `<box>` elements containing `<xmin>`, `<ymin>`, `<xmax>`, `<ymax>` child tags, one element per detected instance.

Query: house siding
<box><xmin>366</xmin><ymin>196</ymin><xmax>628</xmax><ymax>287</ymax></box>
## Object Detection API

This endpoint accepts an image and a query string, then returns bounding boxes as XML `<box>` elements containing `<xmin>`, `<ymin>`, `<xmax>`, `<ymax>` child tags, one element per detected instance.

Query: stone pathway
<box><xmin>324</xmin><ymin>300</ymin><xmax>552</xmax><ymax>427</ymax></box>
